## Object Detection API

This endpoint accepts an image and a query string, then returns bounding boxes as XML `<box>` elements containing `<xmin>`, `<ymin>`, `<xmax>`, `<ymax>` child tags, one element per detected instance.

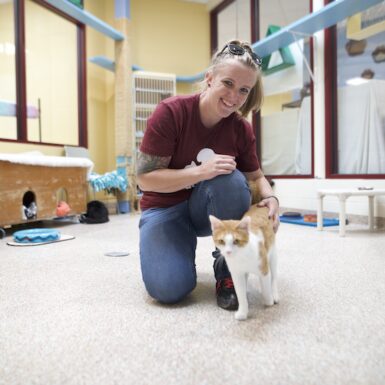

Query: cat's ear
<box><xmin>237</xmin><ymin>216</ymin><xmax>251</xmax><ymax>231</ymax></box>
<box><xmin>209</xmin><ymin>215</ymin><xmax>223</xmax><ymax>230</ymax></box>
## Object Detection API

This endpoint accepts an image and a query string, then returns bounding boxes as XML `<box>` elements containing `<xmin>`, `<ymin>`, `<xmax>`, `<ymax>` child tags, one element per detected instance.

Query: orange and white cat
<box><xmin>209</xmin><ymin>205</ymin><xmax>278</xmax><ymax>320</ymax></box>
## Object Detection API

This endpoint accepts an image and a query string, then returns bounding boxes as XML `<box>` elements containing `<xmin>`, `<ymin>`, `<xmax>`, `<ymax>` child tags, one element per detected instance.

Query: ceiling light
<box><xmin>346</xmin><ymin>77</ymin><xmax>369</xmax><ymax>86</ymax></box>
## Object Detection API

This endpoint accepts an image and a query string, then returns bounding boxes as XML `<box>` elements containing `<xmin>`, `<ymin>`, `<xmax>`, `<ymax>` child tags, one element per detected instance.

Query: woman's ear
<box><xmin>205</xmin><ymin>71</ymin><xmax>213</xmax><ymax>87</ymax></box>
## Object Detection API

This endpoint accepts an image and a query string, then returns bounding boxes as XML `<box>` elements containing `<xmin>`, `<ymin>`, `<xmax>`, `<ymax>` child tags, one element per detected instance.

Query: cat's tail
<box><xmin>249</xmin><ymin>180</ymin><xmax>262</xmax><ymax>204</ymax></box>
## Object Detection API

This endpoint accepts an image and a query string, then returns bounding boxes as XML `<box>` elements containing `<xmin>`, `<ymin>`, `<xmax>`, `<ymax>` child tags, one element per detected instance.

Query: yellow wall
<box><xmin>130</xmin><ymin>0</ymin><xmax>210</xmax><ymax>91</ymax></box>
<box><xmin>26</xmin><ymin>0</ymin><xmax>79</xmax><ymax>145</ymax></box>
<box><xmin>0</xmin><ymin>0</ymin><xmax>210</xmax><ymax>174</ymax></box>
<box><xmin>85</xmin><ymin>0</ymin><xmax>116</xmax><ymax>174</ymax></box>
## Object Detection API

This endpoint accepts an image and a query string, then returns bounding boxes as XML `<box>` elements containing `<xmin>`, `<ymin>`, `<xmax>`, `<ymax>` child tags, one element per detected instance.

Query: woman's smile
<box><xmin>199</xmin><ymin>59</ymin><xmax>257</xmax><ymax>127</ymax></box>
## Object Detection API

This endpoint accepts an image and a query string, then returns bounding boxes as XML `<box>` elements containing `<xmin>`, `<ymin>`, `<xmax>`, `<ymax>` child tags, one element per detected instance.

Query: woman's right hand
<box><xmin>137</xmin><ymin>151</ymin><xmax>236</xmax><ymax>193</ymax></box>
<box><xmin>199</xmin><ymin>154</ymin><xmax>236</xmax><ymax>180</ymax></box>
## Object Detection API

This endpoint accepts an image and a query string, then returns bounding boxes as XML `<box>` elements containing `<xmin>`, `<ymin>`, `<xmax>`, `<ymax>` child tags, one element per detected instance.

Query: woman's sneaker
<box><xmin>216</xmin><ymin>277</ymin><xmax>238</xmax><ymax>310</ymax></box>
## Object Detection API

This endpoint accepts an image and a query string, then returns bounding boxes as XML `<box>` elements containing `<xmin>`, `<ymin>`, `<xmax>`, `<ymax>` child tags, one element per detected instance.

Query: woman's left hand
<box><xmin>257</xmin><ymin>197</ymin><xmax>280</xmax><ymax>232</ymax></box>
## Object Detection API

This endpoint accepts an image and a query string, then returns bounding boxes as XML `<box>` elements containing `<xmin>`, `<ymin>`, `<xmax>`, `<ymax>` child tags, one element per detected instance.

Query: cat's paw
<box><xmin>263</xmin><ymin>297</ymin><xmax>274</xmax><ymax>306</ymax></box>
<box><xmin>235</xmin><ymin>311</ymin><xmax>248</xmax><ymax>321</ymax></box>
<box><xmin>273</xmin><ymin>286</ymin><xmax>279</xmax><ymax>304</ymax></box>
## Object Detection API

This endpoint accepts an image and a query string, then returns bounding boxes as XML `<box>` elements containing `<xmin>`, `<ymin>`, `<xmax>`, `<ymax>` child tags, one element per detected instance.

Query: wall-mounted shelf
<box><xmin>0</xmin><ymin>100</ymin><xmax>39</xmax><ymax>118</ymax></box>
<box><xmin>89</xmin><ymin>56</ymin><xmax>115</xmax><ymax>72</ymax></box>
<box><xmin>45</xmin><ymin>0</ymin><xmax>124</xmax><ymax>40</ymax></box>
<box><xmin>89</xmin><ymin>56</ymin><xmax>205</xmax><ymax>83</ymax></box>
<box><xmin>252</xmin><ymin>0</ymin><xmax>384</xmax><ymax>57</ymax></box>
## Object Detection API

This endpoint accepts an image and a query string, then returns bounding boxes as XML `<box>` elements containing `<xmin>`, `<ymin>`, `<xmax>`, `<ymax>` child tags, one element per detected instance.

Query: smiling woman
<box><xmin>199</xmin><ymin>59</ymin><xmax>258</xmax><ymax>127</ymax></box>
<box><xmin>136</xmin><ymin>39</ymin><xmax>279</xmax><ymax>311</ymax></box>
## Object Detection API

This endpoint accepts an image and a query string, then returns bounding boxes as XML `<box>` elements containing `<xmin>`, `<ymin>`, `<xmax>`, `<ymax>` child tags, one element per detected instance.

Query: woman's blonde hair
<box><xmin>202</xmin><ymin>39</ymin><xmax>264</xmax><ymax>117</ymax></box>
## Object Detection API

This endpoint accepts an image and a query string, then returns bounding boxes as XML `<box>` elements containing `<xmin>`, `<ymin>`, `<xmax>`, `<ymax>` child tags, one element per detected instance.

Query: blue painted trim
<box><xmin>89</xmin><ymin>56</ymin><xmax>115</xmax><ymax>72</ymax></box>
<box><xmin>115</xmin><ymin>0</ymin><xmax>130</xmax><ymax>19</ymax></box>
<box><xmin>175</xmin><ymin>72</ymin><xmax>205</xmax><ymax>83</ymax></box>
<box><xmin>45</xmin><ymin>0</ymin><xmax>124</xmax><ymax>41</ymax></box>
<box><xmin>89</xmin><ymin>56</ymin><xmax>145</xmax><ymax>73</ymax></box>
<box><xmin>89</xmin><ymin>56</ymin><xmax>204</xmax><ymax>83</ymax></box>
<box><xmin>132</xmin><ymin>64</ymin><xmax>144</xmax><ymax>71</ymax></box>
<box><xmin>0</xmin><ymin>100</ymin><xmax>16</xmax><ymax>116</ymax></box>
<box><xmin>252</xmin><ymin>0</ymin><xmax>383</xmax><ymax>57</ymax></box>
<box><xmin>88</xmin><ymin>0</ymin><xmax>383</xmax><ymax>82</ymax></box>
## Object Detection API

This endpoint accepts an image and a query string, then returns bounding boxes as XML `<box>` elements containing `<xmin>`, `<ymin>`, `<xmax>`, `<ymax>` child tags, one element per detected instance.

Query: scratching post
<box><xmin>114</xmin><ymin>1</ymin><xmax>135</xmax><ymax>213</ymax></box>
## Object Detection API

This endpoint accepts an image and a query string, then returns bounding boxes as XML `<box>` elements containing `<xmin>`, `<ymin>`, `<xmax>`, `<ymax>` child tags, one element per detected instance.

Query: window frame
<box><xmin>324</xmin><ymin>0</ymin><xmax>385</xmax><ymax>179</ymax></box>
<box><xmin>210</xmin><ymin>0</ymin><xmax>314</xmax><ymax>179</ymax></box>
<box><xmin>0</xmin><ymin>0</ymin><xmax>87</xmax><ymax>147</ymax></box>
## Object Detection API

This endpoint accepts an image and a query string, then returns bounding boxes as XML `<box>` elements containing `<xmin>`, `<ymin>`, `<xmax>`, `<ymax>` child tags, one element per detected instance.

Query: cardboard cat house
<box><xmin>0</xmin><ymin>152</ymin><xmax>93</xmax><ymax>231</ymax></box>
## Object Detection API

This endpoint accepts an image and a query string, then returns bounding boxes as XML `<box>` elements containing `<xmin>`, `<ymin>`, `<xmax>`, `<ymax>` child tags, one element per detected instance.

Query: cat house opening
<box><xmin>22</xmin><ymin>190</ymin><xmax>37</xmax><ymax>220</ymax></box>
<box><xmin>56</xmin><ymin>187</ymin><xmax>71</xmax><ymax>217</ymax></box>
<box><xmin>56</xmin><ymin>187</ymin><xmax>68</xmax><ymax>203</ymax></box>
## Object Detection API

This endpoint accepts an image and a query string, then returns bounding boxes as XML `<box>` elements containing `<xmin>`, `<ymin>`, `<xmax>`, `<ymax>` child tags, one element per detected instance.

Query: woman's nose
<box><xmin>227</xmin><ymin>88</ymin><xmax>239</xmax><ymax>104</ymax></box>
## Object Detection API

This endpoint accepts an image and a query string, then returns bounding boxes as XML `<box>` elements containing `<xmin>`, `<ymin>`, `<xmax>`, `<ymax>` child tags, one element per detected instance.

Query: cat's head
<box><xmin>209</xmin><ymin>215</ymin><xmax>251</xmax><ymax>257</ymax></box>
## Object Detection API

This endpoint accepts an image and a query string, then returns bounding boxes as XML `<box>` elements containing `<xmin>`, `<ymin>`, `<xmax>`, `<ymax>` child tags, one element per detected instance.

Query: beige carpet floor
<box><xmin>1</xmin><ymin>213</ymin><xmax>385</xmax><ymax>385</ymax></box>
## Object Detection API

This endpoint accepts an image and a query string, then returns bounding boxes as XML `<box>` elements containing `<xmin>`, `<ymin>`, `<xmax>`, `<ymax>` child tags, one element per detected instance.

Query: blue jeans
<box><xmin>139</xmin><ymin>170</ymin><xmax>251</xmax><ymax>303</ymax></box>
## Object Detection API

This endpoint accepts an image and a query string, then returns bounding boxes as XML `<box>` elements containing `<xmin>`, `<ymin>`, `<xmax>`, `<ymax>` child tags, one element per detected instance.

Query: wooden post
<box><xmin>114</xmin><ymin>0</ymin><xmax>135</xmax><ymax>212</ymax></box>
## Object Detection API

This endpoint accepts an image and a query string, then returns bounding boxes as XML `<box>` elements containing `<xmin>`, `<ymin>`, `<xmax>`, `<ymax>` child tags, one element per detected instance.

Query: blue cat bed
<box><xmin>7</xmin><ymin>228</ymin><xmax>75</xmax><ymax>246</ymax></box>
<box><xmin>13</xmin><ymin>228</ymin><xmax>60</xmax><ymax>243</ymax></box>
<box><xmin>280</xmin><ymin>215</ymin><xmax>339</xmax><ymax>227</ymax></box>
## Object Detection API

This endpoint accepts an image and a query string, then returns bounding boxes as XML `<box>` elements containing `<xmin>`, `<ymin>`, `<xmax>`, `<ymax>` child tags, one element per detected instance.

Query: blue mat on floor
<box><xmin>280</xmin><ymin>216</ymin><xmax>339</xmax><ymax>227</ymax></box>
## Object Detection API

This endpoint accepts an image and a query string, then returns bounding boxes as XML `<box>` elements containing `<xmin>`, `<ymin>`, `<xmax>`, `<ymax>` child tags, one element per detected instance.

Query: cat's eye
<box><xmin>233</xmin><ymin>239</ymin><xmax>239</xmax><ymax>245</ymax></box>
<box><xmin>218</xmin><ymin>240</ymin><xmax>225</xmax><ymax>245</ymax></box>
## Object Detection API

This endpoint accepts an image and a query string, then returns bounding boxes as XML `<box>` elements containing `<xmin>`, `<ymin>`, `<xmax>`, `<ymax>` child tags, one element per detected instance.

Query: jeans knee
<box><xmin>208</xmin><ymin>169</ymin><xmax>247</xmax><ymax>193</ymax></box>
<box><xmin>144</xmin><ymin>274</ymin><xmax>196</xmax><ymax>304</ymax></box>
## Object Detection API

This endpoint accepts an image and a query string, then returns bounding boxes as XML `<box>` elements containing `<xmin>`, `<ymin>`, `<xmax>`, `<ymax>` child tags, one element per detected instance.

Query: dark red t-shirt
<box><xmin>139</xmin><ymin>93</ymin><xmax>260</xmax><ymax>210</ymax></box>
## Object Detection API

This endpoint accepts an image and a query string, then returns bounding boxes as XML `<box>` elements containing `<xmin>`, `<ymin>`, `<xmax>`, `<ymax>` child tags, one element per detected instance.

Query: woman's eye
<box><xmin>240</xmin><ymin>88</ymin><xmax>250</xmax><ymax>95</ymax></box>
<box><xmin>223</xmin><ymin>80</ymin><xmax>233</xmax><ymax>87</ymax></box>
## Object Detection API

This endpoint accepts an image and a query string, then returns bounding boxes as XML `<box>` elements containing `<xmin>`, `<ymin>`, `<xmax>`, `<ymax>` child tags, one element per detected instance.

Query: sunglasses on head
<box><xmin>219</xmin><ymin>43</ymin><xmax>262</xmax><ymax>67</ymax></box>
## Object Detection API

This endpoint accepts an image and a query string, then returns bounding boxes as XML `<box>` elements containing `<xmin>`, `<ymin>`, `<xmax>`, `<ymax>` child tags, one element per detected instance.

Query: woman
<box><xmin>137</xmin><ymin>40</ymin><xmax>279</xmax><ymax>310</ymax></box>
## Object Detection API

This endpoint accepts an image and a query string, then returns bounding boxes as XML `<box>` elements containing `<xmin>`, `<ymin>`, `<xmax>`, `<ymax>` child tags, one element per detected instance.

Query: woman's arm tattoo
<box><xmin>136</xmin><ymin>151</ymin><xmax>171</xmax><ymax>175</ymax></box>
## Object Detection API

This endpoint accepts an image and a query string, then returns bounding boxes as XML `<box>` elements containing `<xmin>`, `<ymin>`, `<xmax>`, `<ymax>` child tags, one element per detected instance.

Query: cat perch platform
<box><xmin>317</xmin><ymin>188</ymin><xmax>385</xmax><ymax>237</ymax></box>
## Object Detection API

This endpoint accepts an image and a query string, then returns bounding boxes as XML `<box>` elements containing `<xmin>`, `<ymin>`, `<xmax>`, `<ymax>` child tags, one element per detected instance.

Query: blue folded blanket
<box><xmin>280</xmin><ymin>216</ymin><xmax>339</xmax><ymax>227</ymax></box>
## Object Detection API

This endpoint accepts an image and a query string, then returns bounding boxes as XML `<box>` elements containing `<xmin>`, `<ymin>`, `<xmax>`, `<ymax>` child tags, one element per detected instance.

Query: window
<box><xmin>0</xmin><ymin>0</ymin><xmax>87</xmax><ymax>147</ymax></box>
<box><xmin>326</xmin><ymin>1</ymin><xmax>385</xmax><ymax>176</ymax></box>
<box><xmin>210</xmin><ymin>0</ymin><xmax>256</xmax><ymax>54</ymax></box>
<box><xmin>259</xmin><ymin>0</ymin><xmax>312</xmax><ymax>177</ymax></box>
<box><xmin>210</xmin><ymin>0</ymin><xmax>313</xmax><ymax>177</ymax></box>
<box><xmin>217</xmin><ymin>0</ymin><xmax>251</xmax><ymax>49</ymax></box>
<box><xmin>0</xmin><ymin>0</ymin><xmax>17</xmax><ymax>140</ymax></box>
